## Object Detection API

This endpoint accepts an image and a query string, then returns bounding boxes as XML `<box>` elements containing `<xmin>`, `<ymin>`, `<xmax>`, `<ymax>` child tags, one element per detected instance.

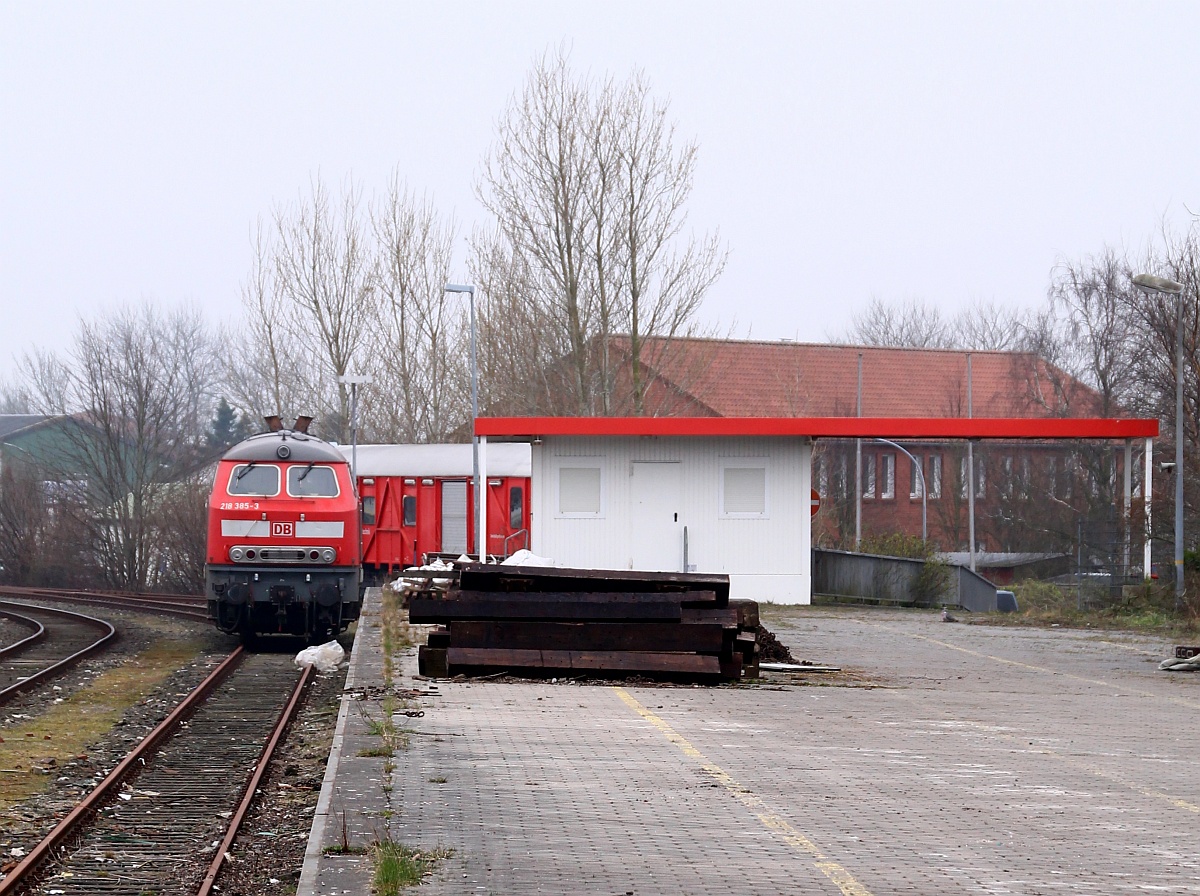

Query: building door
<box><xmin>441</xmin><ymin>480</ymin><xmax>468</xmax><ymax>554</ymax></box>
<box><xmin>630</xmin><ymin>461</ymin><xmax>682</xmax><ymax>571</ymax></box>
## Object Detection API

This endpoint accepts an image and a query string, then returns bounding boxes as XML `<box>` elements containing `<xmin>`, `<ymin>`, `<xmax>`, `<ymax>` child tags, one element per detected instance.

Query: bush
<box><xmin>859</xmin><ymin>532</ymin><xmax>937</xmax><ymax>560</ymax></box>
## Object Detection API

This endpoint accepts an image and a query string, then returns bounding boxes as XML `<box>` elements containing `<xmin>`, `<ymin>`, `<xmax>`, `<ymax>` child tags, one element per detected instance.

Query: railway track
<box><xmin>0</xmin><ymin>586</ymin><xmax>207</xmax><ymax>623</ymax></box>
<box><xmin>0</xmin><ymin>601</ymin><xmax>117</xmax><ymax>707</ymax></box>
<box><xmin>0</xmin><ymin>648</ymin><xmax>312</xmax><ymax>896</ymax></box>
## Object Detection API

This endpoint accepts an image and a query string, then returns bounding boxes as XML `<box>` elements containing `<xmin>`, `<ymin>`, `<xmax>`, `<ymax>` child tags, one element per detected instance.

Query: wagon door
<box><xmin>440</xmin><ymin>480</ymin><xmax>469</xmax><ymax>555</ymax></box>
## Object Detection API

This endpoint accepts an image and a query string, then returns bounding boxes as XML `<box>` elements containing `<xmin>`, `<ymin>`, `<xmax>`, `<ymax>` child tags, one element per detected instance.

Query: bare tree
<box><xmin>1048</xmin><ymin>248</ymin><xmax>1136</xmax><ymax>415</ymax></box>
<box><xmin>0</xmin><ymin>460</ymin><xmax>48</xmax><ymax>584</ymax></box>
<box><xmin>224</xmin><ymin>221</ymin><xmax>321</xmax><ymax>430</ymax></box>
<box><xmin>148</xmin><ymin>471</ymin><xmax>211</xmax><ymax>594</ymax></box>
<box><xmin>475</xmin><ymin>49</ymin><xmax>725</xmax><ymax>415</ymax></box>
<box><xmin>18</xmin><ymin>304</ymin><xmax>219</xmax><ymax>591</ymax></box>
<box><xmin>229</xmin><ymin>177</ymin><xmax>374</xmax><ymax>442</ymax></box>
<box><xmin>608</xmin><ymin>74</ymin><xmax>726</xmax><ymax>413</ymax></box>
<box><xmin>477</xmin><ymin>51</ymin><xmax>599</xmax><ymax>413</ymax></box>
<box><xmin>842</xmin><ymin>297</ymin><xmax>952</xmax><ymax>348</ymax></box>
<box><xmin>0</xmin><ymin>379</ymin><xmax>32</xmax><ymax>414</ymax></box>
<box><xmin>956</xmin><ymin>301</ymin><xmax>1028</xmax><ymax>351</ymax></box>
<box><xmin>366</xmin><ymin>177</ymin><xmax>466</xmax><ymax>442</ymax></box>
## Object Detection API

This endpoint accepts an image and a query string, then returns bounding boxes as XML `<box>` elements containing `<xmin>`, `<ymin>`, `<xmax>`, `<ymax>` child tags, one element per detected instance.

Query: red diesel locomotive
<box><xmin>205</xmin><ymin>420</ymin><xmax>362</xmax><ymax>639</ymax></box>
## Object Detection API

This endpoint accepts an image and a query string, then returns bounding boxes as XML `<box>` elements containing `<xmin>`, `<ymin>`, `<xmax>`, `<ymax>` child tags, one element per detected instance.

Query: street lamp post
<box><xmin>1133</xmin><ymin>272</ymin><xmax>1186</xmax><ymax>604</ymax></box>
<box><xmin>338</xmin><ymin>373</ymin><xmax>372</xmax><ymax>480</ymax></box>
<box><xmin>445</xmin><ymin>283</ymin><xmax>482</xmax><ymax>559</ymax></box>
<box><xmin>874</xmin><ymin>438</ymin><xmax>927</xmax><ymax>544</ymax></box>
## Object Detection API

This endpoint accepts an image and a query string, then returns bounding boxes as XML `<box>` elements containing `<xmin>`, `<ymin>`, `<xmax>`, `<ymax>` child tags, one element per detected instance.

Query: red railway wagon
<box><xmin>341</xmin><ymin>443</ymin><xmax>532</xmax><ymax>582</ymax></box>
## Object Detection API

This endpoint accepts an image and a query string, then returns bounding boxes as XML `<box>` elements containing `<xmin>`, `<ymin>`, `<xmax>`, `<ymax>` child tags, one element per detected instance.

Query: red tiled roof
<box><xmin>618</xmin><ymin>337</ymin><xmax>1107</xmax><ymax>419</ymax></box>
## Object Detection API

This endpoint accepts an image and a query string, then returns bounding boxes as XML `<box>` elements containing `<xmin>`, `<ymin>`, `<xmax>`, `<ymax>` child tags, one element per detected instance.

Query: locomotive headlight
<box><xmin>321</xmin><ymin>548</ymin><xmax>336</xmax><ymax>563</ymax></box>
<box><xmin>230</xmin><ymin>547</ymin><xmax>245</xmax><ymax>562</ymax></box>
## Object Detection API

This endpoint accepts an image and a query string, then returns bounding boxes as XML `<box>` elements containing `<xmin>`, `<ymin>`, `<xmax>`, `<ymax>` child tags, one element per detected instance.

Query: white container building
<box><xmin>476</xmin><ymin>416</ymin><xmax>1158</xmax><ymax>606</ymax></box>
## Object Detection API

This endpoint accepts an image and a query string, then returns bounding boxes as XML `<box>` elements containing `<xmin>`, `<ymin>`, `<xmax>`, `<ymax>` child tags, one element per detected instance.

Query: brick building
<box><xmin>606</xmin><ymin>337</ymin><xmax>1144</xmax><ymax>563</ymax></box>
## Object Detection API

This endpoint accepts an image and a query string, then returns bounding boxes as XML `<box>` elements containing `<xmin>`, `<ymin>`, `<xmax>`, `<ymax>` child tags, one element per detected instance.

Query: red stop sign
<box><xmin>810</xmin><ymin>488</ymin><xmax>821</xmax><ymax>517</ymax></box>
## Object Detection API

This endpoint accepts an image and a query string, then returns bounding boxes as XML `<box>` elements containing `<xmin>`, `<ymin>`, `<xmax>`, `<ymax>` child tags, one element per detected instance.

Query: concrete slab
<box><xmin>300</xmin><ymin>595</ymin><xmax>1200</xmax><ymax>895</ymax></box>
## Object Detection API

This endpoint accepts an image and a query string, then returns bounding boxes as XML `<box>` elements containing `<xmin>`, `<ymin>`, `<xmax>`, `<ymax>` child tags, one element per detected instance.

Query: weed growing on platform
<box><xmin>378</xmin><ymin>588</ymin><xmax>416</xmax><ymax>688</ymax></box>
<box><xmin>357</xmin><ymin>745</ymin><xmax>394</xmax><ymax>758</ymax></box>
<box><xmin>371</xmin><ymin>840</ymin><xmax>450</xmax><ymax>894</ymax></box>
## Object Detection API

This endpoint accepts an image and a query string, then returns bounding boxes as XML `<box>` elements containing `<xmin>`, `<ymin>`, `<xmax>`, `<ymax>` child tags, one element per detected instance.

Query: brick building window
<box><xmin>961</xmin><ymin>456</ymin><xmax>986</xmax><ymax>499</ymax></box>
<box><xmin>929</xmin><ymin>454</ymin><xmax>942</xmax><ymax>498</ymax></box>
<box><xmin>909</xmin><ymin>455</ymin><xmax>923</xmax><ymax>498</ymax></box>
<box><xmin>881</xmin><ymin>453</ymin><xmax>895</xmax><ymax>499</ymax></box>
<box><xmin>863</xmin><ymin>455</ymin><xmax>876</xmax><ymax>499</ymax></box>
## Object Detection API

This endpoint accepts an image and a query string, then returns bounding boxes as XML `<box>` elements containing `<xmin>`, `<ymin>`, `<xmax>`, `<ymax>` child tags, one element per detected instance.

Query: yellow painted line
<box><xmin>613</xmin><ymin>687</ymin><xmax>874</xmax><ymax>896</ymax></box>
<box><xmin>895</xmin><ymin>629</ymin><xmax>1200</xmax><ymax>712</ymax></box>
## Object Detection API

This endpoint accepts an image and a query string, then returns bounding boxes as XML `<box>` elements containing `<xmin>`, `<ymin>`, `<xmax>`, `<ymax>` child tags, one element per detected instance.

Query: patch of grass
<box><xmin>378</xmin><ymin>589</ymin><xmax>416</xmax><ymax>688</ymax></box>
<box><xmin>0</xmin><ymin>640</ymin><xmax>205</xmax><ymax>808</ymax></box>
<box><xmin>987</xmin><ymin>578</ymin><xmax>1200</xmax><ymax>636</ymax></box>
<box><xmin>371</xmin><ymin>840</ymin><xmax>450</xmax><ymax>894</ymax></box>
<box><xmin>357</xmin><ymin>745</ymin><xmax>395</xmax><ymax>758</ymax></box>
<box><xmin>428</xmin><ymin>775</ymin><xmax>447</xmax><ymax>784</ymax></box>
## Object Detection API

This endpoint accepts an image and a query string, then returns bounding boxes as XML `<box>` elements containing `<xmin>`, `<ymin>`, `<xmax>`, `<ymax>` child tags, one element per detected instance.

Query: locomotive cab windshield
<box><xmin>287</xmin><ymin>464</ymin><xmax>339</xmax><ymax>497</ymax></box>
<box><xmin>228</xmin><ymin>464</ymin><xmax>280</xmax><ymax>496</ymax></box>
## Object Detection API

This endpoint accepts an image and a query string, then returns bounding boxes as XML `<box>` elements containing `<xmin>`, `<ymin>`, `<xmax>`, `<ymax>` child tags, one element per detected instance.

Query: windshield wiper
<box><xmin>298</xmin><ymin>462</ymin><xmax>316</xmax><ymax>482</ymax></box>
<box><xmin>235</xmin><ymin>462</ymin><xmax>257</xmax><ymax>481</ymax></box>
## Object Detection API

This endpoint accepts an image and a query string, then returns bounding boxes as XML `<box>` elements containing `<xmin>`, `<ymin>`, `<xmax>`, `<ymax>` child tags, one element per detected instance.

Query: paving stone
<box><xmin>301</xmin><ymin>596</ymin><xmax>1200</xmax><ymax>895</ymax></box>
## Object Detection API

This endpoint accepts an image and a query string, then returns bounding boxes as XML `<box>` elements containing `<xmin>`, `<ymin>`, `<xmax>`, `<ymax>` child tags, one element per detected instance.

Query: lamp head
<box><xmin>1132</xmin><ymin>273</ymin><xmax>1184</xmax><ymax>295</ymax></box>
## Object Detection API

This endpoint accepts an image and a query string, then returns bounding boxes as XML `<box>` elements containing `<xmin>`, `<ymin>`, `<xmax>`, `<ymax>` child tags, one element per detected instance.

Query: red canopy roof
<box><xmin>476</xmin><ymin>416</ymin><xmax>1158</xmax><ymax>440</ymax></box>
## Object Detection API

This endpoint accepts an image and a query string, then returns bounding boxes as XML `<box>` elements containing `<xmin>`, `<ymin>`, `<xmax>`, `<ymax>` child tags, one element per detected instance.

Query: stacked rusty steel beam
<box><xmin>411</xmin><ymin>563</ymin><xmax>759</xmax><ymax>681</ymax></box>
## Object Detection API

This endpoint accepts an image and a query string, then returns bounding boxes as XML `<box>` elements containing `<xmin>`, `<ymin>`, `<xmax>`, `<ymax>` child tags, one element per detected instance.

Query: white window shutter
<box><xmin>559</xmin><ymin>467</ymin><xmax>601</xmax><ymax>514</ymax></box>
<box><xmin>723</xmin><ymin>467</ymin><xmax>766</xmax><ymax>514</ymax></box>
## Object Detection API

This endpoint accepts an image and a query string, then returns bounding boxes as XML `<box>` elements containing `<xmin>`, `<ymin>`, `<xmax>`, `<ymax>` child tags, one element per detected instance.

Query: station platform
<box><xmin>296</xmin><ymin>588</ymin><xmax>813</xmax><ymax>895</ymax></box>
<box><xmin>297</xmin><ymin>587</ymin><xmax>1200</xmax><ymax>895</ymax></box>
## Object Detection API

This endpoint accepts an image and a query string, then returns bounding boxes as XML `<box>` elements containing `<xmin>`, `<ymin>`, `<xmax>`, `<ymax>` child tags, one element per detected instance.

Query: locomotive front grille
<box><xmin>260</xmin><ymin>548</ymin><xmax>307</xmax><ymax>561</ymax></box>
<box><xmin>228</xmin><ymin>545</ymin><xmax>337</xmax><ymax>564</ymax></box>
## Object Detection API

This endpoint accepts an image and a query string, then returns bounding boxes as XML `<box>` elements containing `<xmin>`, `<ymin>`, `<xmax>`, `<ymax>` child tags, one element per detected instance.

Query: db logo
<box><xmin>271</xmin><ymin>521</ymin><xmax>295</xmax><ymax>537</ymax></box>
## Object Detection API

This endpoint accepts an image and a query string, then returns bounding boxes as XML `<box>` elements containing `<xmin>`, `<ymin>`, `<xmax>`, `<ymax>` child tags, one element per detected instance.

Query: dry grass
<box><xmin>992</xmin><ymin>578</ymin><xmax>1200</xmax><ymax>636</ymax></box>
<box><xmin>0</xmin><ymin>640</ymin><xmax>204</xmax><ymax>807</ymax></box>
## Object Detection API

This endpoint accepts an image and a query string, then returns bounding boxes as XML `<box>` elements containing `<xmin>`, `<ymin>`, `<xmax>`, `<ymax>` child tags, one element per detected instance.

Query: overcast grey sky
<box><xmin>2</xmin><ymin>2</ymin><xmax>1199</xmax><ymax>378</ymax></box>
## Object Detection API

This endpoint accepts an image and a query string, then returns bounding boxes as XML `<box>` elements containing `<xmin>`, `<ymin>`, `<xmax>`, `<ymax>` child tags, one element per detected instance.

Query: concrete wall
<box><xmin>527</xmin><ymin>435</ymin><xmax>812</xmax><ymax>603</ymax></box>
<box><xmin>813</xmin><ymin>548</ymin><xmax>998</xmax><ymax>611</ymax></box>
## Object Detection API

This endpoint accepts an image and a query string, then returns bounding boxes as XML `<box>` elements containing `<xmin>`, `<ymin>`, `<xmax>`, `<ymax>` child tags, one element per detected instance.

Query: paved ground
<box><xmin>300</xmin><ymin>594</ymin><xmax>1200</xmax><ymax>895</ymax></box>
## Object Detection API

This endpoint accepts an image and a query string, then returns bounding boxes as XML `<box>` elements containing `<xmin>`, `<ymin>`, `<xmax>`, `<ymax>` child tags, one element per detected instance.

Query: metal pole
<box><xmin>350</xmin><ymin>382</ymin><xmax>358</xmax><ymax>481</ymax></box>
<box><xmin>339</xmin><ymin>374</ymin><xmax>371</xmax><ymax>480</ymax></box>
<box><xmin>470</xmin><ymin>289</ymin><xmax>481</xmax><ymax>559</ymax></box>
<box><xmin>1133</xmin><ymin>274</ymin><xmax>1186</xmax><ymax>596</ymax></box>
<box><xmin>1123</xmin><ymin>439</ymin><xmax>1132</xmax><ymax>580</ymax></box>
<box><xmin>967</xmin><ymin>353</ymin><xmax>976</xmax><ymax>572</ymax></box>
<box><xmin>855</xmin><ymin>352</ymin><xmax>862</xmax><ymax>550</ymax></box>
<box><xmin>1077</xmin><ymin>515</ymin><xmax>1084</xmax><ymax>611</ymax></box>
<box><xmin>1176</xmin><ymin>288</ymin><xmax>1185</xmax><ymax>606</ymax></box>
<box><xmin>1145</xmin><ymin>436</ymin><xmax>1153</xmax><ymax>580</ymax></box>
<box><xmin>446</xmin><ymin>283</ymin><xmax>482</xmax><ymax>559</ymax></box>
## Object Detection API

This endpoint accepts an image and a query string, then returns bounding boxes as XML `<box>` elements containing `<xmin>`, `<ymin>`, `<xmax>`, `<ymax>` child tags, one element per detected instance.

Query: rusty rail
<box><xmin>0</xmin><ymin>585</ymin><xmax>208</xmax><ymax>622</ymax></box>
<box><xmin>197</xmin><ymin>659</ymin><xmax>315</xmax><ymax>895</ymax></box>
<box><xmin>0</xmin><ymin>647</ymin><xmax>246</xmax><ymax>895</ymax></box>
<box><xmin>0</xmin><ymin>607</ymin><xmax>46</xmax><ymax>655</ymax></box>
<box><xmin>0</xmin><ymin>601</ymin><xmax>116</xmax><ymax>705</ymax></box>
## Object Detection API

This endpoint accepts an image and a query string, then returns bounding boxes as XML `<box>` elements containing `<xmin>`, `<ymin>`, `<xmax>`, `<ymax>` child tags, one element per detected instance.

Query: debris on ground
<box><xmin>755</xmin><ymin>624</ymin><xmax>796</xmax><ymax>664</ymax></box>
<box><xmin>1159</xmin><ymin>654</ymin><xmax>1200</xmax><ymax>672</ymax></box>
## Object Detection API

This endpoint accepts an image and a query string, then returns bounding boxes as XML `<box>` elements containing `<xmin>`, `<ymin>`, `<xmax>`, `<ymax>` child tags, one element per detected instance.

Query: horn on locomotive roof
<box><xmin>264</xmin><ymin>414</ymin><xmax>283</xmax><ymax>432</ymax></box>
<box><xmin>293</xmin><ymin>415</ymin><xmax>314</xmax><ymax>434</ymax></box>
